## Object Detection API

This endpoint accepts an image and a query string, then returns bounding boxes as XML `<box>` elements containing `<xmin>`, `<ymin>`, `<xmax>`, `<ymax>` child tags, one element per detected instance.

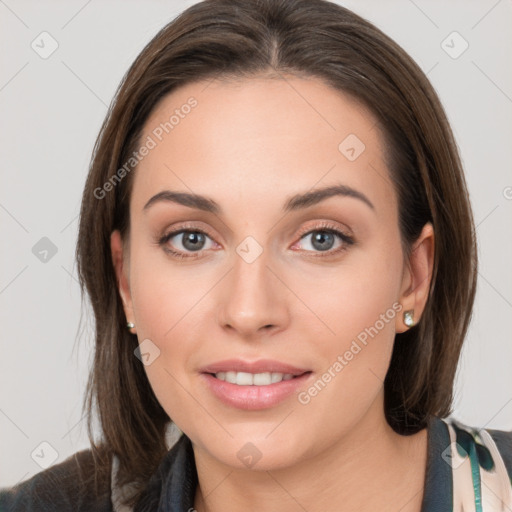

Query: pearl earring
<box><xmin>403</xmin><ymin>310</ymin><xmax>415</xmax><ymax>328</ymax></box>
<box><xmin>126</xmin><ymin>322</ymin><xmax>136</xmax><ymax>330</ymax></box>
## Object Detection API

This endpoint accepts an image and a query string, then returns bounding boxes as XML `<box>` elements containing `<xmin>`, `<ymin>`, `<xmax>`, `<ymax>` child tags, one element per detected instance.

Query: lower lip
<box><xmin>201</xmin><ymin>372</ymin><xmax>313</xmax><ymax>410</ymax></box>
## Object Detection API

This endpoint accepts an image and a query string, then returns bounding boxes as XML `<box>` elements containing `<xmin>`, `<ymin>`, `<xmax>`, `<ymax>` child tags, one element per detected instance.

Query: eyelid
<box><xmin>294</xmin><ymin>220</ymin><xmax>353</xmax><ymax>240</ymax></box>
<box><xmin>158</xmin><ymin>220</ymin><xmax>215</xmax><ymax>238</ymax></box>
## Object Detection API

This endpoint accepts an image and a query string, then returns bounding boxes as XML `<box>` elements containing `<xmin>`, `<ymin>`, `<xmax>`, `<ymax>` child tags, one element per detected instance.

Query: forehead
<box><xmin>130</xmin><ymin>75</ymin><xmax>395</xmax><ymax>219</ymax></box>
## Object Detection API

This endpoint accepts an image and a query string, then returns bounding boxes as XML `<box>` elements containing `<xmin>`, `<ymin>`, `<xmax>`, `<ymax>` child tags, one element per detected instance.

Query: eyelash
<box><xmin>157</xmin><ymin>221</ymin><xmax>355</xmax><ymax>260</ymax></box>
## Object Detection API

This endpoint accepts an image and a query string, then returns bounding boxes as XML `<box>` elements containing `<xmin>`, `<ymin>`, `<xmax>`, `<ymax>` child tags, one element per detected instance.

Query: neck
<box><xmin>192</xmin><ymin>400</ymin><xmax>428</xmax><ymax>512</ymax></box>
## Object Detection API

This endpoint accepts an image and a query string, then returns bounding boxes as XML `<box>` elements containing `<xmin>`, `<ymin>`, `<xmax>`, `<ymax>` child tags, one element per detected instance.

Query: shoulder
<box><xmin>486</xmin><ymin>425</ymin><xmax>512</xmax><ymax>481</ymax></box>
<box><xmin>440</xmin><ymin>417</ymin><xmax>512</xmax><ymax>504</ymax></box>
<box><xmin>0</xmin><ymin>448</ymin><xmax>113</xmax><ymax>512</ymax></box>
<box><xmin>442</xmin><ymin>418</ymin><xmax>512</xmax><ymax>479</ymax></box>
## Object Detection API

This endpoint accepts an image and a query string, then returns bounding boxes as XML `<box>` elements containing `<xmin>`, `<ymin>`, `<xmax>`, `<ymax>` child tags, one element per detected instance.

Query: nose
<box><xmin>216</xmin><ymin>246</ymin><xmax>289</xmax><ymax>339</ymax></box>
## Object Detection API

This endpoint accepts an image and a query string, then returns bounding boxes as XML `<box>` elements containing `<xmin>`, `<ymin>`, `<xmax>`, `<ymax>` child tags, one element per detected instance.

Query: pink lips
<box><xmin>199</xmin><ymin>358</ymin><xmax>310</xmax><ymax>376</ymax></box>
<box><xmin>199</xmin><ymin>359</ymin><xmax>313</xmax><ymax>410</ymax></box>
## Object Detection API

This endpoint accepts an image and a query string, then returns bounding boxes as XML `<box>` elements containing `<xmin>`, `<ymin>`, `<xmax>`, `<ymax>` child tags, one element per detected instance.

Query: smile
<box><xmin>201</xmin><ymin>370</ymin><xmax>313</xmax><ymax>410</ymax></box>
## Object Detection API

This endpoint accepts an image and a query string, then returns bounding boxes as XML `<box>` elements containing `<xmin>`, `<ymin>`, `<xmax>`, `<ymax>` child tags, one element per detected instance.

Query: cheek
<box><xmin>129</xmin><ymin>242</ymin><xmax>209</xmax><ymax>338</ymax></box>
<box><xmin>127</xmin><ymin>245</ymin><xmax>218</xmax><ymax>422</ymax></box>
<box><xmin>292</xmin><ymin>237</ymin><xmax>403</xmax><ymax>412</ymax></box>
<box><xmin>295</xmin><ymin>238</ymin><xmax>403</xmax><ymax>351</ymax></box>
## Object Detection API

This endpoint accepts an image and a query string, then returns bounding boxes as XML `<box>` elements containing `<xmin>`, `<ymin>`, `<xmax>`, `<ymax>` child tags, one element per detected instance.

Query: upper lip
<box><xmin>200</xmin><ymin>359</ymin><xmax>311</xmax><ymax>376</ymax></box>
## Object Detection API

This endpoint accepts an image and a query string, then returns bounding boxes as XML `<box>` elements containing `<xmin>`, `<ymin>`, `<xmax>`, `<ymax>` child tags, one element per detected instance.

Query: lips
<box><xmin>199</xmin><ymin>359</ymin><xmax>313</xmax><ymax>410</ymax></box>
<box><xmin>199</xmin><ymin>358</ymin><xmax>310</xmax><ymax>376</ymax></box>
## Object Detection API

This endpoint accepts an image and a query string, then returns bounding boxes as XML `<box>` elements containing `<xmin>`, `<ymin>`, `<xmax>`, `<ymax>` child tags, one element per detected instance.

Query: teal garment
<box><xmin>1</xmin><ymin>415</ymin><xmax>511</xmax><ymax>511</ymax></box>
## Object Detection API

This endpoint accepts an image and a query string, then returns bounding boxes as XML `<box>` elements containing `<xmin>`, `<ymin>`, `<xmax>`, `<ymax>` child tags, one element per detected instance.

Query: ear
<box><xmin>111</xmin><ymin>230</ymin><xmax>136</xmax><ymax>333</ymax></box>
<box><xmin>395</xmin><ymin>222</ymin><xmax>435</xmax><ymax>333</ymax></box>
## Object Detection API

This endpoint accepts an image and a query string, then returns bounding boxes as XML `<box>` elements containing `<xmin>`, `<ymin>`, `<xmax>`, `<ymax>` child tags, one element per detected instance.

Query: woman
<box><xmin>1</xmin><ymin>0</ymin><xmax>511</xmax><ymax>510</ymax></box>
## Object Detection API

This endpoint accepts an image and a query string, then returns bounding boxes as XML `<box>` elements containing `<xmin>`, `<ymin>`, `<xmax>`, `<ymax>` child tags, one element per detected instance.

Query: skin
<box><xmin>111</xmin><ymin>75</ymin><xmax>434</xmax><ymax>512</ymax></box>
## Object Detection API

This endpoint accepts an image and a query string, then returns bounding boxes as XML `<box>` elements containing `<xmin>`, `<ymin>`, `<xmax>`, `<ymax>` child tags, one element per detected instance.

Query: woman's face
<box><xmin>112</xmin><ymin>75</ymin><xmax>433</xmax><ymax>470</ymax></box>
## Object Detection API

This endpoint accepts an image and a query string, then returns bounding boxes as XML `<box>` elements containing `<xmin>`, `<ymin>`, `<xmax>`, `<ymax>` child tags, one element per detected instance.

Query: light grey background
<box><xmin>1</xmin><ymin>0</ymin><xmax>511</xmax><ymax>487</ymax></box>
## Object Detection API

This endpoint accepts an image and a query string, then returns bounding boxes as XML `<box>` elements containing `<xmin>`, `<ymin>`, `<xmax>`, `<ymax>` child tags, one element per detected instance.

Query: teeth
<box><xmin>214</xmin><ymin>371</ymin><xmax>295</xmax><ymax>385</ymax></box>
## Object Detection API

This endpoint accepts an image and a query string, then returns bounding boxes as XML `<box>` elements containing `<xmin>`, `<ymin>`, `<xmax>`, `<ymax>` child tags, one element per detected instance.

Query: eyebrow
<box><xmin>143</xmin><ymin>184</ymin><xmax>375</xmax><ymax>214</ymax></box>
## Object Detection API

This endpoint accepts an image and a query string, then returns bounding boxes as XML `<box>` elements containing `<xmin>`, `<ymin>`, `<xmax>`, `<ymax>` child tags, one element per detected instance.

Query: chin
<box><xmin>200</xmin><ymin>432</ymin><xmax>308</xmax><ymax>471</ymax></box>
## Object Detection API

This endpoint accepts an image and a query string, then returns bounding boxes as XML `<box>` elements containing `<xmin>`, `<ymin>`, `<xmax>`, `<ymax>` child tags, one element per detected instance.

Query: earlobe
<box><xmin>110</xmin><ymin>230</ymin><xmax>135</xmax><ymax>329</ymax></box>
<box><xmin>396</xmin><ymin>223</ymin><xmax>435</xmax><ymax>333</ymax></box>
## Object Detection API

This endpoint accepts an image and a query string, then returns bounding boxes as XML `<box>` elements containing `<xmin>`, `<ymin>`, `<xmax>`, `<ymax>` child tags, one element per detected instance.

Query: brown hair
<box><xmin>76</xmin><ymin>0</ymin><xmax>477</xmax><ymax>506</ymax></box>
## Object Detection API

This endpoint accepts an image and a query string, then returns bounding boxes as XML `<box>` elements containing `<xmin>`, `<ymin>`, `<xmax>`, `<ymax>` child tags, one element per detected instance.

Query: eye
<box><xmin>293</xmin><ymin>222</ymin><xmax>355</xmax><ymax>256</ymax></box>
<box><xmin>158</xmin><ymin>227</ymin><xmax>217</xmax><ymax>259</ymax></box>
<box><xmin>157</xmin><ymin>221</ymin><xmax>355</xmax><ymax>260</ymax></box>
